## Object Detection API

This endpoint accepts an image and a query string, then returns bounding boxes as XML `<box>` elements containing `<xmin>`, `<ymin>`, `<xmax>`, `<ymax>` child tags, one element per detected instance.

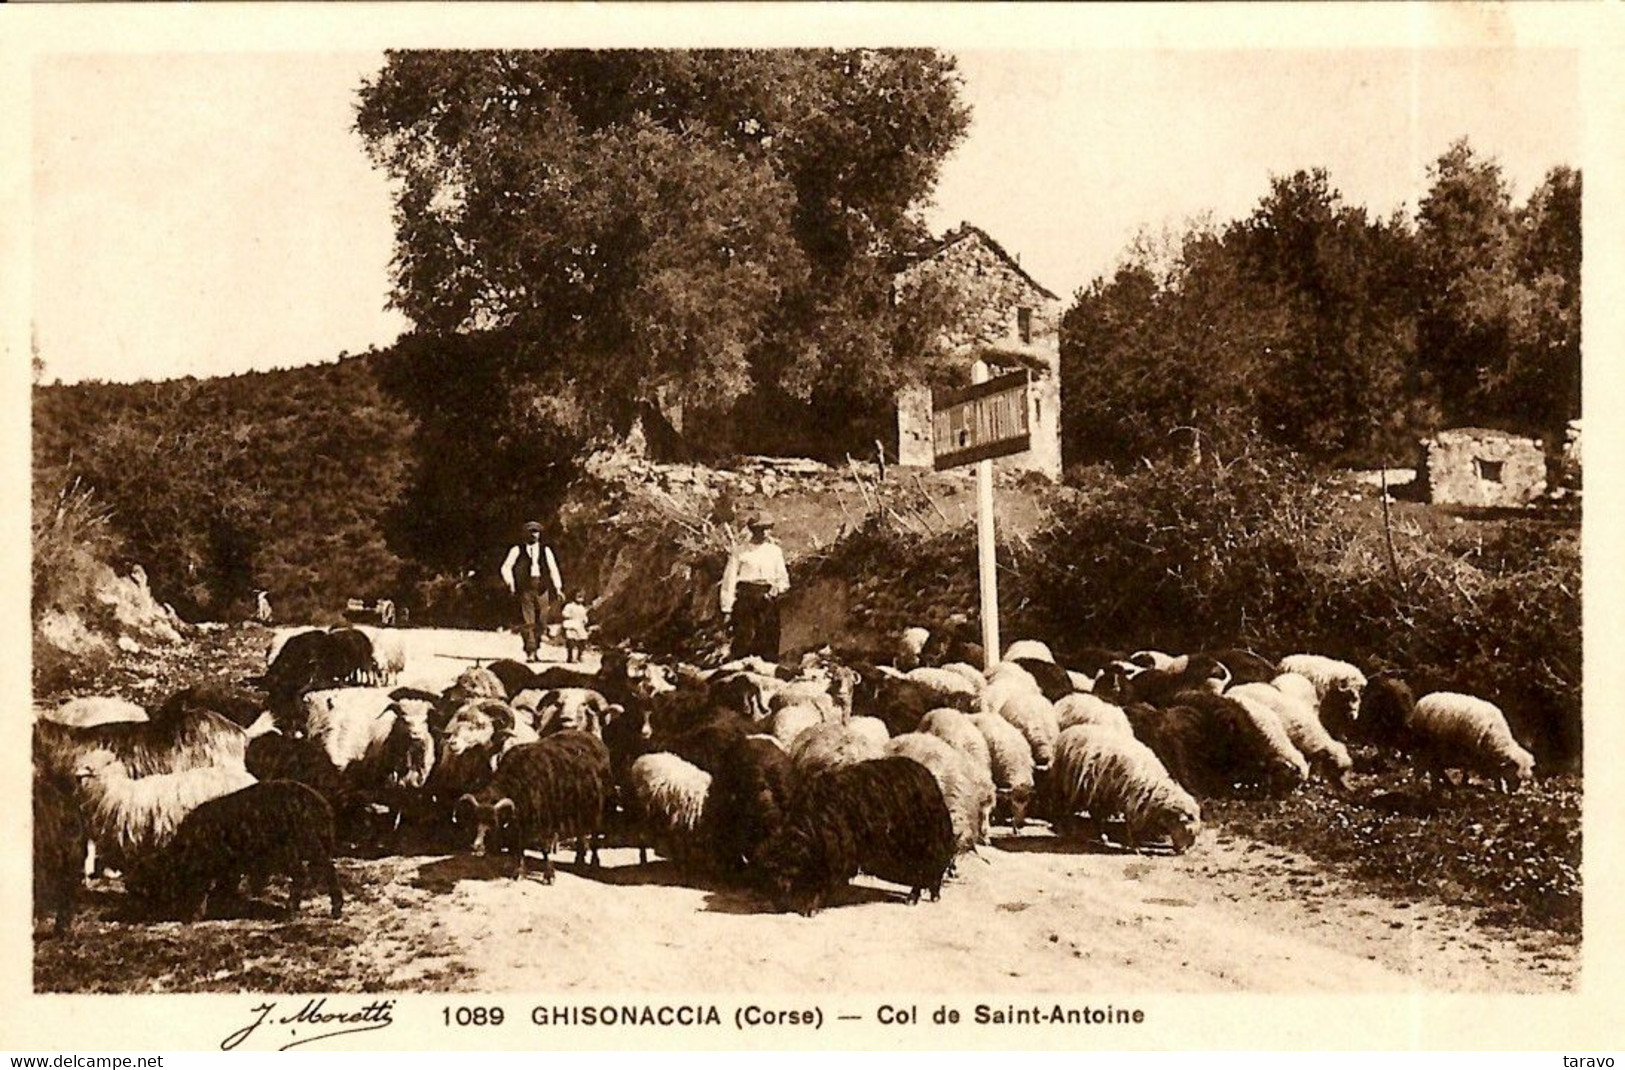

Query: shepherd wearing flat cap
<box><xmin>501</xmin><ymin>519</ymin><xmax>564</xmax><ymax>663</ymax></box>
<box><xmin>720</xmin><ymin>511</ymin><xmax>790</xmax><ymax>660</ymax></box>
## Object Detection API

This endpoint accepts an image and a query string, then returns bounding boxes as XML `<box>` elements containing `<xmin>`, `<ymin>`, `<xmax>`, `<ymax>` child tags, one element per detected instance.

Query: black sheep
<box><xmin>853</xmin><ymin>671</ymin><xmax>964</xmax><ymax>738</ymax></box>
<box><xmin>455</xmin><ymin>731</ymin><xmax>612</xmax><ymax>883</ymax></box>
<box><xmin>33</xmin><ymin>770</ymin><xmax>86</xmax><ymax>937</ymax></box>
<box><xmin>246</xmin><ymin>734</ymin><xmax>345</xmax><ymax>808</ymax></box>
<box><xmin>1101</xmin><ymin>655</ymin><xmax>1230</xmax><ymax>706</ymax></box>
<box><xmin>326</xmin><ymin>628</ymin><xmax>375</xmax><ymax>684</ymax></box>
<box><xmin>1159</xmin><ymin>689</ymin><xmax>1299</xmax><ymax>795</ymax></box>
<box><xmin>146</xmin><ymin>780</ymin><xmax>343</xmax><ymax>920</ymax></box>
<box><xmin>757</xmin><ymin>758</ymin><xmax>955</xmax><ymax>915</ymax></box>
<box><xmin>1204</xmin><ymin>648</ymin><xmax>1278</xmax><ymax>686</ymax></box>
<box><xmin>487</xmin><ymin>659</ymin><xmax>539</xmax><ymax>698</ymax></box>
<box><xmin>263</xmin><ymin>630</ymin><xmax>350</xmax><ymax>716</ymax></box>
<box><xmin>1011</xmin><ymin>657</ymin><xmax>1076</xmax><ymax>703</ymax></box>
<box><xmin>1052</xmin><ymin>645</ymin><xmax>1126</xmax><ymax>678</ymax></box>
<box><xmin>156</xmin><ymin>680</ymin><xmax>267</xmax><ymax>729</ymax></box>
<box><xmin>702</xmin><ymin>734</ymin><xmax>795</xmax><ymax>877</ymax></box>
<box><xmin>1356</xmin><ymin>676</ymin><xmax>1417</xmax><ymax>749</ymax></box>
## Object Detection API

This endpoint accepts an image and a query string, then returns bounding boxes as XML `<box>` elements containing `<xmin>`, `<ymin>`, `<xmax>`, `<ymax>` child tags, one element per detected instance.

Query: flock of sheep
<box><xmin>31</xmin><ymin>622</ymin><xmax>1538</xmax><ymax>933</ymax></box>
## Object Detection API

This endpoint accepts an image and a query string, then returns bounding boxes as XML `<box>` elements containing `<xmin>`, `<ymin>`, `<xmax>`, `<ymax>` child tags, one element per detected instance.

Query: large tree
<box><xmin>355</xmin><ymin>50</ymin><xmax>971</xmax><ymax>437</ymax></box>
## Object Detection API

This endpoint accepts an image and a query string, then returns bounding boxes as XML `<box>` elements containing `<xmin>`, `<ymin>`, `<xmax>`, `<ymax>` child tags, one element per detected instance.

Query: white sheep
<box><xmin>1229</xmin><ymin>680</ymin><xmax>1352</xmax><ymax>787</ymax></box>
<box><xmin>1002</xmin><ymin>639</ymin><xmax>1056</xmax><ymax>664</ymax></box>
<box><xmin>790</xmin><ymin>722</ymin><xmax>885</xmax><ymax>779</ymax></box>
<box><xmin>41</xmin><ymin>697</ymin><xmax>148</xmax><ymax>727</ymax></box>
<box><xmin>1224</xmin><ymin>691</ymin><xmax>1312</xmax><ymax>786</ymax></box>
<box><xmin>1054</xmin><ymin>693</ymin><xmax>1133</xmax><ymax>735</ymax></box>
<box><xmin>1049</xmin><ymin>725</ymin><xmax>1201</xmax><ymax>853</ymax></box>
<box><xmin>769</xmin><ymin>704</ymin><xmax>824</xmax><ymax>751</ymax></box>
<box><xmin>898</xmin><ymin>626</ymin><xmax>931</xmax><ymax>666</ymax></box>
<box><xmin>1278</xmin><ymin>654</ymin><xmax>1368</xmax><ymax>702</ymax></box>
<box><xmin>918</xmin><ymin>708</ymin><xmax>995</xmax><ymax>785</ymax></box>
<box><xmin>845</xmin><ymin>716</ymin><xmax>891</xmax><ymax>749</ymax></box>
<box><xmin>995</xmin><ymin>690</ymin><xmax>1060</xmax><ymax>767</ymax></box>
<box><xmin>356</xmin><ymin>626</ymin><xmax>407</xmax><ymax>685</ymax></box>
<box><xmin>940</xmin><ymin>663</ymin><xmax>987</xmax><ymax>695</ymax></box>
<box><xmin>885</xmin><ymin>732</ymin><xmax>994</xmax><ymax>852</ymax></box>
<box><xmin>628</xmin><ymin>752</ymin><xmax>712</xmax><ymax>866</ymax></box>
<box><xmin>74</xmin><ymin>749</ymin><xmax>255</xmax><ymax>861</ymax></box>
<box><xmin>967</xmin><ymin>712</ymin><xmax>1037</xmax><ymax>830</ymax></box>
<box><xmin>1409</xmin><ymin>692</ymin><xmax>1535</xmax><ymax>793</ymax></box>
<box><xmin>1065</xmin><ymin>670</ymin><xmax>1096</xmax><ymax>694</ymax></box>
<box><xmin>906</xmin><ymin>667</ymin><xmax>980</xmax><ymax>703</ymax></box>
<box><xmin>983</xmin><ymin>663</ymin><xmax>1043</xmax><ymax>719</ymax></box>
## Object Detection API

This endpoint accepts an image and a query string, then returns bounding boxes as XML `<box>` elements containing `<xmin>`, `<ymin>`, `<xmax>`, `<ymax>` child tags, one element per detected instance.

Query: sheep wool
<box><xmin>791</xmin><ymin>723</ymin><xmax>885</xmax><ymax>780</ymax></box>
<box><xmin>885</xmin><ymin>732</ymin><xmax>993</xmax><ymax>852</ymax></box>
<box><xmin>1050</xmin><ymin>725</ymin><xmax>1201</xmax><ymax>853</ymax></box>
<box><xmin>968</xmin><ymin>712</ymin><xmax>1037</xmax><ymax>830</ymax></box>
<box><xmin>1278</xmin><ymin>654</ymin><xmax>1368</xmax><ymax>702</ymax></box>
<box><xmin>1229</xmin><ymin>682</ymin><xmax>1351</xmax><ymax>785</ymax></box>
<box><xmin>1002</xmin><ymin>639</ymin><xmax>1056</xmax><ymax>665</ymax></box>
<box><xmin>1411</xmin><ymin>692</ymin><xmax>1535</xmax><ymax>791</ymax></box>
<box><xmin>1054</xmin><ymin>693</ymin><xmax>1133</xmax><ymax>735</ymax></box>
<box><xmin>918</xmin><ymin>709</ymin><xmax>995</xmax><ymax>786</ymax></box>
<box><xmin>43</xmin><ymin>697</ymin><xmax>149</xmax><ymax>728</ymax></box>
<box><xmin>940</xmin><ymin>663</ymin><xmax>988</xmax><ymax>695</ymax></box>
<box><xmin>1223</xmin><ymin>692</ymin><xmax>1312</xmax><ymax>785</ymax></box>
<box><xmin>993</xmin><ymin>690</ymin><xmax>1060</xmax><ymax>768</ymax></box>
<box><xmin>769</xmin><ymin>704</ymin><xmax>824</xmax><ymax>752</ymax></box>
<box><xmin>845</xmin><ymin>716</ymin><xmax>892</xmax><ymax>749</ymax></box>
<box><xmin>75</xmin><ymin>750</ymin><xmax>256</xmax><ymax>860</ymax></box>
<box><xmin>629</xmin><ymin>752</ymin><xmax>712</xmax><ymax>864</ymax></box>
<box><xmin>906</xmin><ymin>667</ymin><xmax>981</xmax><ymax>702</ymax></box>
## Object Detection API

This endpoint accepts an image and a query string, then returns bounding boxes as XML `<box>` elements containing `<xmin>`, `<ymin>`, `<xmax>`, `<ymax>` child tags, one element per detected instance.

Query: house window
<box><xmin>1017</xmin><ymin>307</ymin><xmax>1033</xmax><ymax>344</ymax></box>
<box><xmin>1475</xmin><ymin>458</ymin><xmax>1505</xmax><ymax>483</ymax></box>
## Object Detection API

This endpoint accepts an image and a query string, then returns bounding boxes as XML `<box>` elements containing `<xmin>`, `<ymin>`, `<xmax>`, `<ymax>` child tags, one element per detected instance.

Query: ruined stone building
<box><xmin>893</xmin><ymin>223</ymin><xmax>1063</xmax><ymax>480</ymax></box>
<box><xmin>1421</xmin><ymin>427</ymin><xmax>1548</xmax><ymax>508</ymax></box>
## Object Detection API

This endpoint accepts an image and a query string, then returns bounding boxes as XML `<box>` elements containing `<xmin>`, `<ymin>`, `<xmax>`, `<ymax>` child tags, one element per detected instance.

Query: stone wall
<box><xmin>1422</xmin><ymin>427</ymin><xmax>1548</xmax><ymax>508</ymax></box>
<box><xmin>893</xmin><ymin>227</ymin><xmax>1063</xmax><ymax>480</ymax></box>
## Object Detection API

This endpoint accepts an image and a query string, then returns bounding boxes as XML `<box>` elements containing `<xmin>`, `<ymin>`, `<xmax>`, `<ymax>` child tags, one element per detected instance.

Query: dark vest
<box><xmin>513</xmin><ymin>542</ymin><xmax>547</xmax><ymax>590</ymax></box>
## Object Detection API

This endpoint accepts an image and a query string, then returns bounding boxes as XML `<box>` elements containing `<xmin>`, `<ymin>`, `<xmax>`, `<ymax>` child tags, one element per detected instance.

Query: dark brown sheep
<box><xmin>33</xmin><ymin>770</ymin><xmax>86</xmax><ymax>937</ymax></box>
<box><xmin>455</xmin><ymin>731</ymin><xmax>612</xmax><ymax>884</ymax></box>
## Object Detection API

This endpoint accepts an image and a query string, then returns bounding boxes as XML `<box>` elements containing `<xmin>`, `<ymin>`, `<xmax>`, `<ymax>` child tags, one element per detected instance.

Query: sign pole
<box><xmin>972</xmin><ymin>359</ymin><xmax>1000</xmax><ymax>670</ymax></box>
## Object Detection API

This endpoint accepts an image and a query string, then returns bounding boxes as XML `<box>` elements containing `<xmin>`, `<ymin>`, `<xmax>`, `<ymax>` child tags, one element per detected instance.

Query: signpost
<box><xmin>932</xmin><ymin>364</ymin><xmax>1031</xmax><ymax>670</ymax></box>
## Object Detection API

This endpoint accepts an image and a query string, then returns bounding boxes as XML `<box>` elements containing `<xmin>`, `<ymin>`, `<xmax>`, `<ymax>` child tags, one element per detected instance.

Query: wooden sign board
<box><xmin>932</xmin><ymin>370</ymin><xmax>1031</xmax><ymax>471</ymax></box>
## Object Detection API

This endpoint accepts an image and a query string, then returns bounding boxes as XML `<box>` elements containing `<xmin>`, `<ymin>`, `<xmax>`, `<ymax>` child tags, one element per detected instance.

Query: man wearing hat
<box><xmin>501</xmin><ymin>520</ymin><xmax>564</xmax><ymax>662</ymax></box>
<box><xmin>719</xmin><ymin>512</ymin><xmax>790</xmax><ymax>660</ymax></box>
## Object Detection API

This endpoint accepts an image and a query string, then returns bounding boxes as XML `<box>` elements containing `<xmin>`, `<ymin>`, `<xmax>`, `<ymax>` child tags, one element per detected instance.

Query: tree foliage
<box><xmin>354</xmin><ymin>49</ymin><xmax>972</xmax><ymax>437</ymax></box>
<box><xmin>1062</xmin><ymin>145</ymin><xmax>1580</xmax><ymax>470</ymax></box>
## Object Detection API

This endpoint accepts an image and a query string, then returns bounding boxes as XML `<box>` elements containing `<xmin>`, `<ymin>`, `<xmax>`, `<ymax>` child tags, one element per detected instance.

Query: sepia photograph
<box><xmin>4</xmin><ymin>3</ymin><xmax>1619</xmax><ymax>1052</ymax></box>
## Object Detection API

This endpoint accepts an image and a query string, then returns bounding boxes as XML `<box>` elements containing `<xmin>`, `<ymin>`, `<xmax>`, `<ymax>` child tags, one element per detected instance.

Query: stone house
<box><xmin>893</xmin><ymin>223</ymin><xmax>1063</xmax><ymax>480</ymax></box>
<box><xmin>1421</xmin><ymin>427</ymin><xmax>1548</xmax><ymax>508</ymax></box>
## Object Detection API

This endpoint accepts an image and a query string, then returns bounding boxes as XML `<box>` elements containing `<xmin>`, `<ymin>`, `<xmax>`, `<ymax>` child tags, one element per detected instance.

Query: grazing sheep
<box><xmin>141</xmin><ymin>780</ymin><xmax>342</xmax><ymax>920</ymax></box>
<box><xmin>768</xmin><ymin>704</ymin><xmax>824</xmax><ymax>751</ymax></box>
<box><xmin>1408</xmin><ymin>692</ymin><xmax>1535</xmax><ymax>792</ymax></box>
<box><xmin>854</xmin><ymin>671</ymin><xmax>971</xmax><ymax>739</ymax></box>
<box><xmin>1222</xmin><ymin>691</ymin><xmax>1313</xmax><ymax>787</ymax></box>
<box><xmin>1049</xmin><ymin>725</ymin><xmax>1201</xmax><ymax>853</ymax></box>
<box><xmin>986</xmin><ymin>660</ymin><xmax>1041</xmax><ymax>691</ymax></box>
<box><xmin>1003</xmin><ymin>639</ymin><xmax>1056</xmax><ymax>664</ymax></box>
<box><xmin>906</xmin><ymin>667</ymin><xmax>981</xmax><ymax>703</ymax></box>
<box><xmin>845</xmin><ymin>716</ymin><xmax>891</xmax><ymax>749</ymax></box>
<box><xmin>1229</xmin><ymin>681</ymin><xmax>1352</xmax><ymax>787</ymax></box>
<box><xmin>790</xmin><ymin>722</ymin><xmax>885</xmax><ymax>780</ymax></box>
<box><xmin>74</xmin><ymin>749</ymin><xmax>256</xmax><ymax>862</ymax></box>
<box><xmin>1356</xmin><ymin>677</ymin><xmax>1417</xmax><ymax>749</ymax></box>
<box><xmin>365</xmin><ymin>629</ymin><xmax>408</xmax><ymax>685</ymax></box>
<box><xmin>455</xmin><ymin>731</ymin><xmax>612</xmax><ymax>882</ymax></box>
<box><xmin>1278</xmin><ymin>654</ymin><xmax>1368</xmax><ymax>707</ymax></box>
<box><xmin>939</xmin><ymin>663</ymin><xmax>987</xmax><ymax>695</ymax></box>
<box><xmin>326</xmin><ymin>628</ymin><xmax>376</xmax><ymax>685</ymax></box>
<box><xmin>1101</xmin><ymin>655</ymin><xmax>1231</xmax><ymax>705</ymax></box>
<box><xmin>263</xmin><ymin>630</ymin><xmax>350</xmax><ymax>713</ymax></box>
<box><xmin>42</xmin><ymin>697</ymin><xmax>148</xmax><ymax>728</ymax></box>
<box><xmin>757</xmin><ymin>758</ymin><xmax>956</xmax><ymax>915</ymax></box>
<box><xmin>627</xmin><ymin>753</ymin><xmax>712</xmax><ymax>866</ymax></box>
<box><xmin>1055</xmin><ymin>693</ymin><xmax>1133</xmax><ymax>735</ymax></box>
<box><xmin>994</xmin><ymin>690</ymin><xmax>1060</xmax><ymax>768</ymax></box>
<box><xmin>1154</xmin><ymin>691</ymin><xmax>1308</xmax><ymax>796</ymax></box>
<box><xmin>1053</xmin><ymin>645</ymin><xmax>1128</xmax><ymax>678</ymax></box>
<box><xmin>918</xmin><ymin>708</ymin><xmax>994</xmax><ymax>783</ymax></box>
<box><xmin>1206</xmin><ymin>648</ymin><xmax>1278</xmax><ymax>686</ymax></box>
<box><xmin>967</xmin><ymin>712</ymin><xmax>1036</xmax><ymax>830</ymax></box>
<box><xmin>33</xmin><ymin>770</ymin><xmax>86</xmax><ymax>936</ymax></box>
<box><xmin>246</xmin><ymin>734</ymin><xmax>344</xmax><ymax>809</ymax></box>
<box><xmin>34</xmin><ymin>710</ymin><xmax>254</xmax><ymax>783</ymax></box>
<box><xmin>702</xmin><ymin>734</ymin><xmax>796</xmax><ymax>875</ymax></box>
<box><xmin>884</xmin><ymin>732</ymin><xmax>993</xmax><ymax>852</ymax></box>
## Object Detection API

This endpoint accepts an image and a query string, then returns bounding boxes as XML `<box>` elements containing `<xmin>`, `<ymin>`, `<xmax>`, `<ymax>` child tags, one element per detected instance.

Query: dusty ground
<box><xmin>34</xmin><ymin>625</ymin><xmax>1579</xmax><ymax>994</ymax></box>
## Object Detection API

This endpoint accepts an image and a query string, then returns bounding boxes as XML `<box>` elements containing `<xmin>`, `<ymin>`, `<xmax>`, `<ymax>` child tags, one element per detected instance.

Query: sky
<box><xmin>30</xmin><ymin>47</ymin><xmax>1579</xmax><ymax>385</ymax></box>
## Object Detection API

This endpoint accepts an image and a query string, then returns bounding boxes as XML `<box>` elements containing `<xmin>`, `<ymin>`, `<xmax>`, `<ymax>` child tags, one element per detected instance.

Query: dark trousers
<box><xmin>516</xmin><ymin>582</ymin><xmax>552</xmax><ymax>658</ymax></box>
<box><xmin>731</xmin><ymin>583</ymin><xmax>781</xmax><ymax>661</ymax></box>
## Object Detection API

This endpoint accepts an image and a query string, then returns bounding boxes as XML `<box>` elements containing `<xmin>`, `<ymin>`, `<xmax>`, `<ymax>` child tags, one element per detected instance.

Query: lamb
<box><xmin>884</xmin><ymin>732</ymin><xmax>993</xmax><ymax>852</ymax></box>
<box><xmin>140</xmin><ymin>780</ymin><xmax>343</xmax><ymax>920</ymax></box>
<box><xmin>757</xmin><ymin>758</ymin><xmax>956</xmax><ymax>915</ymax></box>
<box><xmin>769</xmin><ymin>704</ymin><xmax>824</xmax><ymax>751</ymax></box>
<box><xmin>1003</xmin><ymin>639</ymin><xmax>1056</xmax><ymax>664</ymax></box>
<box><xmin>993</xmin><ymin>690</ymin><xmax>1060</xmax><ymax>768</ymax></box>
<box><xmin>34</xmin><ymin>709</ymin><xmax>255</xmax><ymax>783</ymax></box>
<box><xmin>790</xmin><ymin>722</ymin><xmax>885</xmax><ymax>780</ymax></box>
<box><xmin>1228</xmin><ymin>681</ymin><xmax>1352</xmax><ymax>788</ymax></box>
<box><xmin>627</xmin><ymin>753</ymin><xmax>712</xmax><ymax>866</ymax></box>
<box><xmin>918</xmin><ymin>708</ymin><xmax>995</xmax><ymax>784</ymax></box>
<box><xmin>1048</xmin><ymin>725</ymin><xmax>1201</xmax><ymax>853</ymax></box>
<box><xmin>74</xmin><ymin>749</ymin><xmax>256</xmax><ymax>863</ymax></box>
<box><xmin>455</xmin><ymin>731</ymin><xmax>613</xmax><ymax>882</ymax></box>
<box><xmin>1408</xmin><ymin>692</ymin><xmax>1535</xmax><ymax>792</ymax></box>
<box><xmin>33</xmin><ymin>770</ymin><xmax>86</xmax><ymax>936</ymax></box>
<box><xmin>967</xmin><ymin>712</ymin><xmax>1036</xmax><ymax>830</ymax></box>
<box><xmin>1055</xmin><ymin>693</ymin><xmax>1133</xmax><ymax>735</ymax></box>
<box><xmin>42</xmin><ymin>696</ymin><xmax>147</xmax><ymax>727</ymax></box>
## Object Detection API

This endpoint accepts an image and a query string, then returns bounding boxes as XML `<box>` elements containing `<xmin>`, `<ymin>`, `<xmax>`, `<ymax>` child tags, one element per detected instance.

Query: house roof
<box><xmin>897</xmin><ymin>222</ymin><xmax>1060</xmax><ymax>302</ymax></box>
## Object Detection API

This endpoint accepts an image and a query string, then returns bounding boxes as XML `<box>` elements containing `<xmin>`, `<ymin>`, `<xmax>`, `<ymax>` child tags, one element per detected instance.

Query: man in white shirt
<box><xmin>500</xmin><ymin>520</ymin><xmax>564</xmax><ymax>662</ymax></box>
<box><xmin>720</xmin><ymin>512</ymin><xmax>790</xmax><ymax>660</ymax></box>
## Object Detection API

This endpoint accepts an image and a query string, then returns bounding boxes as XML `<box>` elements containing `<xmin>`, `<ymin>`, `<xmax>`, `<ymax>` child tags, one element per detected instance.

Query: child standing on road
<box><xmin>561</xmin><ymin>591</ymin><xmax>592</xmax><ymax>663</ymax></box>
